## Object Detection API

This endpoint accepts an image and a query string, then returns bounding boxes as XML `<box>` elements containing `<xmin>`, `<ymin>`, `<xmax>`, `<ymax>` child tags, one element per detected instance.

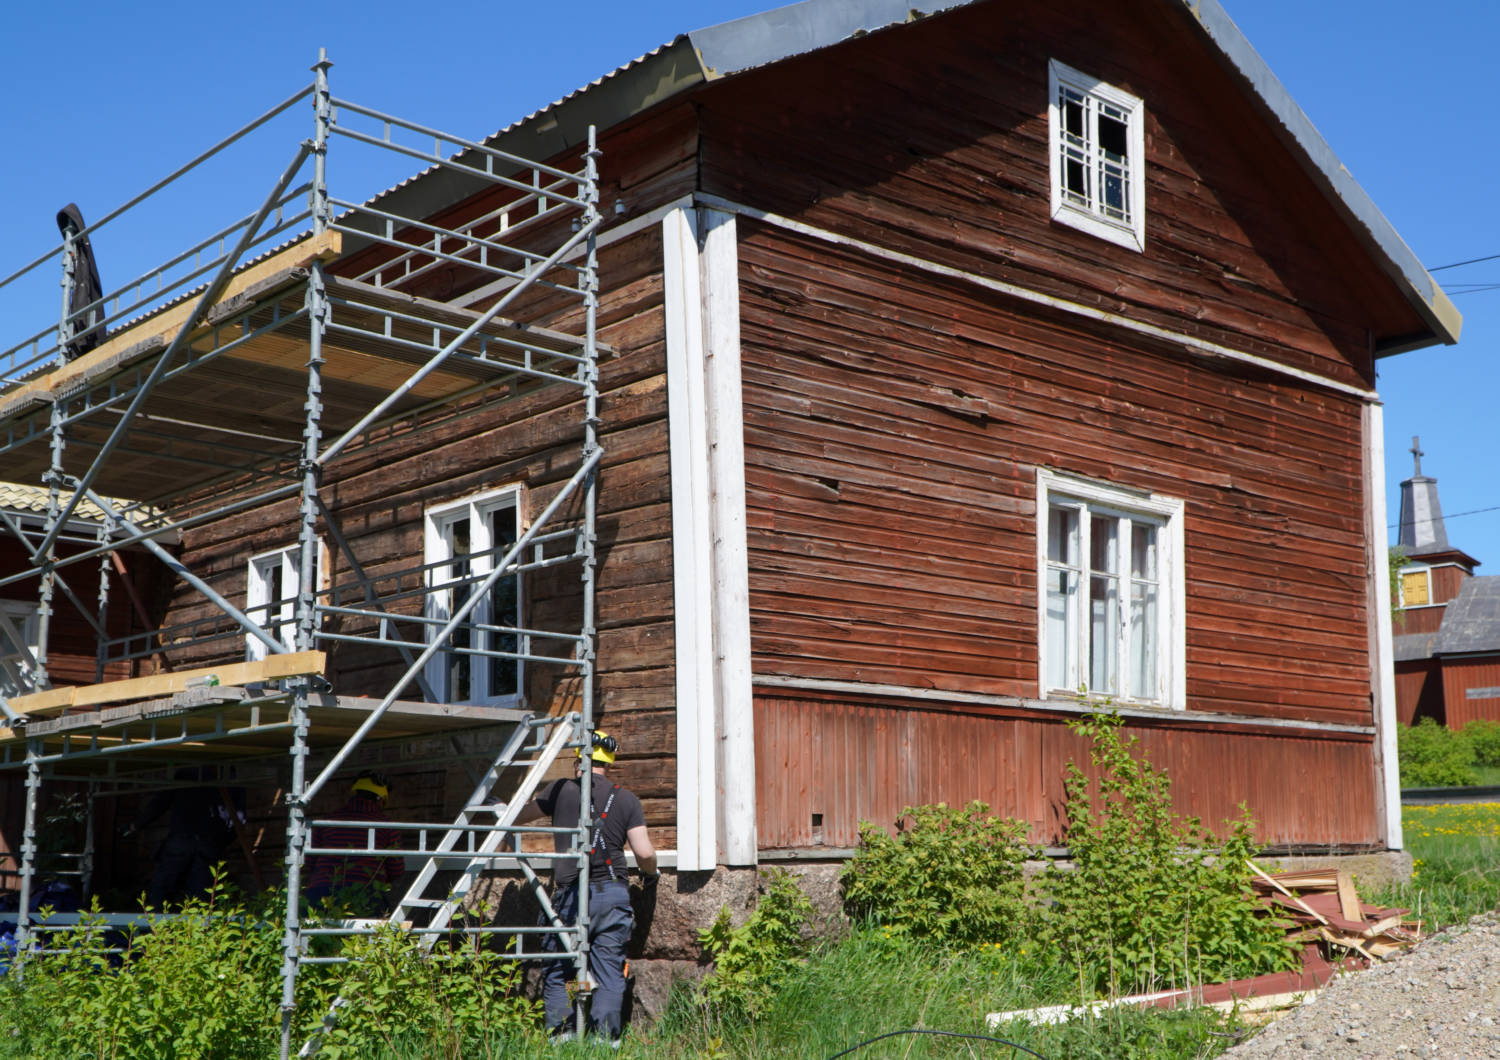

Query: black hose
<box><xmin>824</xmin><ymin>1028</ymin><xmax>1047</xmax><ymax>1059</ymax></box>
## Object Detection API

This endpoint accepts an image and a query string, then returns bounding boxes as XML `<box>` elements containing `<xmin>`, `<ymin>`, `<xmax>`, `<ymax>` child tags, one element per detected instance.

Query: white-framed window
<box><xmin>1047</xmin><ymin>60</ymin><xmax>1146</xmax><ymax>252</ymax></box>
<box><xmin>0</xmin><ymin>600</ymin><xmax>42</xmax><ymax>699</ymax></box>
<box><xmin>1037</xmin><ymin>470</ymin><xmax>1185</xmax><ymax>708</ymax></box>
<box><xmin>1398</xmin><ymin>565</ymin><xmax>1434</xmax><ymax>608</ymax></box>
<box><xmin>246</xmin><ymin>546</ymin><xmax>302</xmax><ymax>661</ymax></box>
<box><xmin>424</xmin><ymin>486</ymin><xmax>524</xmax><ymax>706</ymax></box>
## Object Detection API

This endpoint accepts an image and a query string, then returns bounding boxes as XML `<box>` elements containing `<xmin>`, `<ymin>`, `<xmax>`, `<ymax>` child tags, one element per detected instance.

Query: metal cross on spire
<box><xmin>1410</xmin><ymin>435</ymin><xmax>1424</xmax><ymax>477</ymax></box>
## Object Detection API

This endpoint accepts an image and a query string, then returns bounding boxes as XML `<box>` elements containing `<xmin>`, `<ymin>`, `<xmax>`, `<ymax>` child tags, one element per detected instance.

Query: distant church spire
<box><xmin>1398</xmin><ymin>435</ymin><xmax>1451</xmax><ymax>555</ymax></box>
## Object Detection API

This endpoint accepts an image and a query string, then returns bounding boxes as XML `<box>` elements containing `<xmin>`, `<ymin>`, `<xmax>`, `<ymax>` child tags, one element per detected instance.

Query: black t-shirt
<box><xmin>535</xmin><ymin>774</ymin><xmax>645</xmax><ymax>887</ymax></box>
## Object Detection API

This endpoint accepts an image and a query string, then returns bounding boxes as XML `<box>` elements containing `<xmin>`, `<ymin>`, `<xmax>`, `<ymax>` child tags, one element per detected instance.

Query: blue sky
<box><xmin>0</xmin><ymin>0</ymin><xmax>1493</xmax><ymax>566</ymax></box>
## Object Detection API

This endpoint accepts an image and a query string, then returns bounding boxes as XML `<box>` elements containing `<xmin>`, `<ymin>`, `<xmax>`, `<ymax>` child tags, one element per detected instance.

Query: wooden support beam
<box><xmin>8</xmin><ymin>651</ymin><xmax>326</xmax><ymax>717</ymax></box>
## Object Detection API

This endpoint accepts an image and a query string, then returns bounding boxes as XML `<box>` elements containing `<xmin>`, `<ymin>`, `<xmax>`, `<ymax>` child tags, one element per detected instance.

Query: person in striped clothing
<box><xmin>305</xmin><ymin>772</ymin><xmax>403</xmax><ymax>914</ymax></box>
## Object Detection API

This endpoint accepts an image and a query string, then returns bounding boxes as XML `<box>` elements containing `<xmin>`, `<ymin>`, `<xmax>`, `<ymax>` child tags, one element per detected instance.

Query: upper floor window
<box><xmin>247</xmin><ymin>545</ymin><xmax>326</xmax><ymax>660</ymax></box>
<box><xmin>424</xmin><ymin>487</ymin><xmax>523</xmax><ymax>706</ymax></box>
<box><xmin>1038</xmin><ymin>470</ymin><xmax>1184</xmax><ymax>708</ymax></box>
<box><xmin>1048</xmin><ymin>60</ymin><xmax>1146</xmax><ymax>251</ymax></box>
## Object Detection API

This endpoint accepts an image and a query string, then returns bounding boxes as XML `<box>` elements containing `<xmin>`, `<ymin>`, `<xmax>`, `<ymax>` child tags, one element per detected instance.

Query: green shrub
<box><xmin>1043</xmin><ymin>712</ymin><xmax>1297</xmax><ymax>996</ymax></box>
<box><xmin>304</xmin><ymin>924</ymin><xmax>537</xmax><ymax>1059</ymax></box>
<box><xmin>1462</xmin><ymin>719</ymin><xmax>1500</xmax><ymax>769</ymax></box>
<box><xmin>840</xmin><ymin>801</ymin><xmax>1035</xmax><ymax>946</ymax></box>
<box><xmin>0</xmin><ymin>887</ymin><xmax>282</xmax><ymax>1059</ymax></box>
<box><xmin>1399</xmin><ymin>717</ymin><xmax>1478</xmax><ymax>787</ymax></box>
<box><xmin>0</xmin><ymin>876</ymin><xmax>538</xmax><ymax>1060</ymax></box>
<box><xmin>698</xmin><ymin>869</ymin><xmax>815</xmax><ymax>1021</ymax></box>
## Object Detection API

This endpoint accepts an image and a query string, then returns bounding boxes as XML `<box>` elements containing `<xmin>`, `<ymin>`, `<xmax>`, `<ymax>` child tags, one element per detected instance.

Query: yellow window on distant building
<box><xmin>1401</xmin><ymin>570</ymin><xmax>1430</xmax><ymax>607</ymax></box>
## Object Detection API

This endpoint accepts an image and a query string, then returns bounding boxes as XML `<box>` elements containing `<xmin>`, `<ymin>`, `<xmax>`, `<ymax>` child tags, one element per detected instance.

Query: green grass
<box><xmin>481</xmin><ymin>930</ymin><xmax>1242</xmax><ymax>1060</ymax></box>
<box><xmin>1371</xmin><ymin>802</ymin><xmax>1500</xmax><ymax>928</ymax></box>
<box><xmin>1471</xmin><ymin>765</ymin><xmax>1500</xmax><ymax>787</ymax></box>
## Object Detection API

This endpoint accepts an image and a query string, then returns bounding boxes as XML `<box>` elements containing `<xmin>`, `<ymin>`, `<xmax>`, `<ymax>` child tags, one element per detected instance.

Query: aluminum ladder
<box><xmin>298</xmin><ymin>711</ymin><xmax>588</xmax><ymax>1056</ymax></box>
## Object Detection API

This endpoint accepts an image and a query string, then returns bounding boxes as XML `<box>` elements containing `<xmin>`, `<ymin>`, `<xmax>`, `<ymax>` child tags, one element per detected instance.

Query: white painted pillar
<box><xmin>1365</xmin><ymin>400</ymin><xmax>1403</xmax><ymax>850</ymax></box>
<box><xmin>662</xmin><ymin>207</ymin><xmax>757</xmax><ymax>871</ymax></box>
<box><xmin>699</xmin><ymin>209</ymin><xmax>756</xmax><ymax>867</ymax></box>
<box><xmin>663</xmin><ymin>207</ymin><xmax>717</xmax><ymax>871</ymax></box>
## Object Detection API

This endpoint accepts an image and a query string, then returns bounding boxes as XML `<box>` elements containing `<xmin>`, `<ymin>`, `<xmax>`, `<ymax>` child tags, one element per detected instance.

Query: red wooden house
<box><xmin>0</xmin><ymin>0</ymin><xmax>1458</xmax><ymax>1011</ymax></box>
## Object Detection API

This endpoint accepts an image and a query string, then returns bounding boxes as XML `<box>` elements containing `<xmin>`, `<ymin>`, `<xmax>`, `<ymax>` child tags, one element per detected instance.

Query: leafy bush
<box><xmin>1399</xmin><ymin>717</ymin><xmax>1478</xmax><ymax>787</ymax></box>
<box><xmin>304</xmin><ymin>924</ymin><xmax>537</xmax><ymax>1059</ymax></box>
<box><xmin>0</xmin><ymin>876</ymin><xmax>538</xmax><ymax>1060</ymax></box>
<box><xmin>840</xmin><ymin>801</ymin><xmax>1035</xmax><ymax>946</ymax></box>
<box><xmin>698</xmin><ymin>869</ymin><xmax>815</xmax><ymax>1021</ymax></box>
<box><xmin>1462</xmin><ymin>719</ymin><xmax>1500</xmax><ymax>769</ymax></box>
<box><xmin>1043</xmin><ymin>712</ymin><xmax>1297</xmax><ymax>996</ymax></box>
<box><xmin>0</xmin><ymin>887</ymin><xmax>282</xmax><ymax>1059</ymax></box>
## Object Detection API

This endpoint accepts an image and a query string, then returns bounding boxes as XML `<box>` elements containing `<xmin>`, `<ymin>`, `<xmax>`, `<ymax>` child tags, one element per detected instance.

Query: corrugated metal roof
<box><xmin>1433</xmin><ymin>577</ymin><xmax>1500</xmax><ymax>656</ymax></box>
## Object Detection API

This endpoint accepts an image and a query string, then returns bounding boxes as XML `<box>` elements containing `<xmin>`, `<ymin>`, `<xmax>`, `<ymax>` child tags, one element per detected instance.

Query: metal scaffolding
<box><xmin>0</xmin><ymin>53</ymin><xmax>603</xmax><ymax>1057</ymax></box>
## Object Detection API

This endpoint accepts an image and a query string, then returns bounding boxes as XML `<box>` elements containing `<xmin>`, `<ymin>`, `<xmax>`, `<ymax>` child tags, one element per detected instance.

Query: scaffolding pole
<box><xmin>0</xmin><ymin>51</ymin><xmax>604</xmax><ymax>1057</ymax></box>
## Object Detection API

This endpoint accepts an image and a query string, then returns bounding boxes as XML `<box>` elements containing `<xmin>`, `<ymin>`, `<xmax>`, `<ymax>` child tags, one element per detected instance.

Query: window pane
<box><xmin>486</xmin><ymin>506</ymin><xmax>520</xmax><ymax>697</ymax></box>
<box><xmin>1048</xmin><ymin>506</ymin><xmax>1078</xmax><ymax>566</ymax></box>
<box><xmin>1098</xmin><ymin>111</ymin><xmax>1128</xmax><ymax>158</ymax></box>
<box><xmin>445</xmin><ymin>515</ymin><xmax>473</xmax><ymax>702</ymax></box>
<box><xmin>1062</xmin><ymin>91</ymin><xmax>1085</xmax><ymax>138</ymax></box>
<box><xmin>1090</xmin><ymin>516</ymin><xmax>1118</xmax><ymax>575</ymax></box>
<box><xmin>1129</xmin><ymin>582</ymin><xmax>1157</xmax><ymax>699</ymax></box>
<box><xmin>1046</xmin><ymin>568</ymin><xmax>1076</xmax><ymax>691</ymax></box>
<box><xmin>1131</xmin><ymin>523</ymin><xmax>1157</xmax><ymax>581</ymax></box>
<box><xmin>1088</xmin><ymin>573</ymin><xmax>1118</xmax><ymax>694</ymax></box>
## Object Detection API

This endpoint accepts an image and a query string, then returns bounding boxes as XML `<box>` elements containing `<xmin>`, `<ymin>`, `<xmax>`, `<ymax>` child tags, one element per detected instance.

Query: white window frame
<box><xmin>245</xmin><ymin>544</ymin><xmax>325</xmax><ymax>661</ymax></box>
<box><xmin>423</xmin><ymin>485</ymin><xmax>525</xmax><ymax>707</ymax></box>
<box><xmin>1397</xmin><ymin>564</ymin><xmax>1436</xmax><ymax>609</ymax></box>
<box><xmin>1047</xmin><ymin>59</ymin><xmax>1147</xmax><ymax>252</ymax></box>
<box><xmin>0</xmin><ymin>599</ymin><xmax>42</xmax><ymax>698</ymax></box>
<box><xmin>1036</xmin><ymin>469</ymin><xmax>1185</xmax><ymax>709</ymax></box>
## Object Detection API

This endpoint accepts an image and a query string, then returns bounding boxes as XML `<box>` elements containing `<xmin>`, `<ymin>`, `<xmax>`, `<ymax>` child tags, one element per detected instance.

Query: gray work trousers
<box><xmin>541</xmin><ymin>879</ymin><xmax>635</xmax><ymax>1038</ymax></box>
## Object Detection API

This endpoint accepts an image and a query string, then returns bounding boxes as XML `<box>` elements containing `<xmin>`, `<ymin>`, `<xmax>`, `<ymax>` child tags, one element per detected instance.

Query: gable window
<box><xmin>1399</xmin><ymin>567</ymin><xmax>1433</xmax><ymax>608</ymax></box>
<box><xmin>1037</xmin><ymin>470</ymin><xmax>1184</xmax><ymax>708</ymax></box>
<box><xmin>0</xmin><ymin>600</ymin><xmax>41</xmax><ymax>699</ymax></box>
<box><xmin>1047</xmin><ymin>60</ymin><xmax>1146</xmax><ymax>251</ymax></box>
<box><xmin>424</xmin><ymin>487</ymin><xmax>523</xmax><ymax>706</ymax></box>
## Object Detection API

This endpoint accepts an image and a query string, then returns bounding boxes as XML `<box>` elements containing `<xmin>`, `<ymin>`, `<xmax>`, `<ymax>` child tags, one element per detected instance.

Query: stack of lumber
<box><xmin>1249</xmin><ymin>861</ymin><xmax>1423</xmax><ymax>962</ymax></box>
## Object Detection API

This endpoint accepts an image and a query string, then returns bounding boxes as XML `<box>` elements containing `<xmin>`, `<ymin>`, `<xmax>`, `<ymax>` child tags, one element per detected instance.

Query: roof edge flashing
<box><xmin>687</xmin><ymin>0</ymin><xmax>976</xmax><ymax>79</ymax></box>
<box><xmin>1178</xmin><ymin>0</ymin><xmax>1460</xmax><ymax>351</ymax></box>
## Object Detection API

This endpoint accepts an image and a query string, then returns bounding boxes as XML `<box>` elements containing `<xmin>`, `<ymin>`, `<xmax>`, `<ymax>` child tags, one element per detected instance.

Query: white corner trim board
<box><xmin>697</xmin><ymin>208</ymin><xmax>758</xmax><ymax>868</ymax></box>
<box><xmin>1365</xmin><ymin>402</ymin><xmax>1403</xmax><ymax>851</ymax></box>
<box><xmin>663</xmin><ymin>207</ymin><xmax>757</xmax><ymax>871</ymax></box>
<box><xmin>663</xmin><ymin>207</ymin><xmax>718</xmax><ymax>872</ymax></box>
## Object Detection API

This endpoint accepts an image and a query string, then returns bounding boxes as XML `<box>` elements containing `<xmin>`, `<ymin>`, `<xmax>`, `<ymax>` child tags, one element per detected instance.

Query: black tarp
<box><xmin>55</xmin><ymin>203</ymin><xmax>105</xmax><ymax>360</ymax></box>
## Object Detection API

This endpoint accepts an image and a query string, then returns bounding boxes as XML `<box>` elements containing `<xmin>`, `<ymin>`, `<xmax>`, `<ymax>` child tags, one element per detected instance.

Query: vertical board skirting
<box><xmin>1366</xmin><ymin>401</ymin><xmax>1403</xmax><ymax>849</ymax></box>
<box><xmin>663</xmin><ymin>208</ymin><xmax>717</xmax><ymax>871</ymax></box>
<box><xmin>698</xmin><ymin>208</ymin><xmax>758</xmax><ymax>866</ymax></box>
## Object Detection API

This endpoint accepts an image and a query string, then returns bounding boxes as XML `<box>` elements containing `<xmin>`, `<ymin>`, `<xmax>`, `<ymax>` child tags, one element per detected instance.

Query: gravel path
<box><xmin>1224</xmin><ymin>911</ymin><xmax>1500</xmax><ymax>1059</ymax></box>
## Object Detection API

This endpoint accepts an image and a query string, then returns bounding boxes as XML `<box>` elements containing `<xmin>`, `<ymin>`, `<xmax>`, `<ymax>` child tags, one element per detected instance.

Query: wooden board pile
<box><xmin>1249</xmin><ymin>861</ymin><xmax>1423</xmax><ymax>963</ymax></box>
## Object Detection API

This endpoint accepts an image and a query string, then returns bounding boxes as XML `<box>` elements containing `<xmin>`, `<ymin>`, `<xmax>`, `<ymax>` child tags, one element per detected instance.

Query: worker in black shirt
<box><xmin>518</xmin><ymin>729</ymin><xmax>657</xmax><ymax>1044</ymax></box>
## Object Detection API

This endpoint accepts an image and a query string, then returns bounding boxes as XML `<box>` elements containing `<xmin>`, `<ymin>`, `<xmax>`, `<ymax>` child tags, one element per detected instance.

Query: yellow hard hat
<box><xmin>575</xmin><ymin>730</ymin><xmax>617</xmax><ymax>765</ymax></box>
<box><xmin>350</xmin><ymin>772</ymin><xmax>390</xmax><ymax>801</ymax></box>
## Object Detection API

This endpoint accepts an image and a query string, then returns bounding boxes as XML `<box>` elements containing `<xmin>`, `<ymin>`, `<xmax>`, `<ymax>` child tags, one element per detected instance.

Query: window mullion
<box><xmin>1115</xmin><ymin>516</ymin><xmax>1130</xmax><ymax>699</ymax></box>
<box><xmin>1076</xmin><ymin>509</ymin><xmax>1090</xmax><ymax>693</ymax></box>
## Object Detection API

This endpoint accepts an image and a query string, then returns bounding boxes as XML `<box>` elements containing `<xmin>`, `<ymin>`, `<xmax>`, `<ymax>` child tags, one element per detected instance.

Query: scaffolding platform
<box><xmin>0</xmin><ymin>53</ymin><xmax>607</xmax><ymax>1059</ymax></box>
